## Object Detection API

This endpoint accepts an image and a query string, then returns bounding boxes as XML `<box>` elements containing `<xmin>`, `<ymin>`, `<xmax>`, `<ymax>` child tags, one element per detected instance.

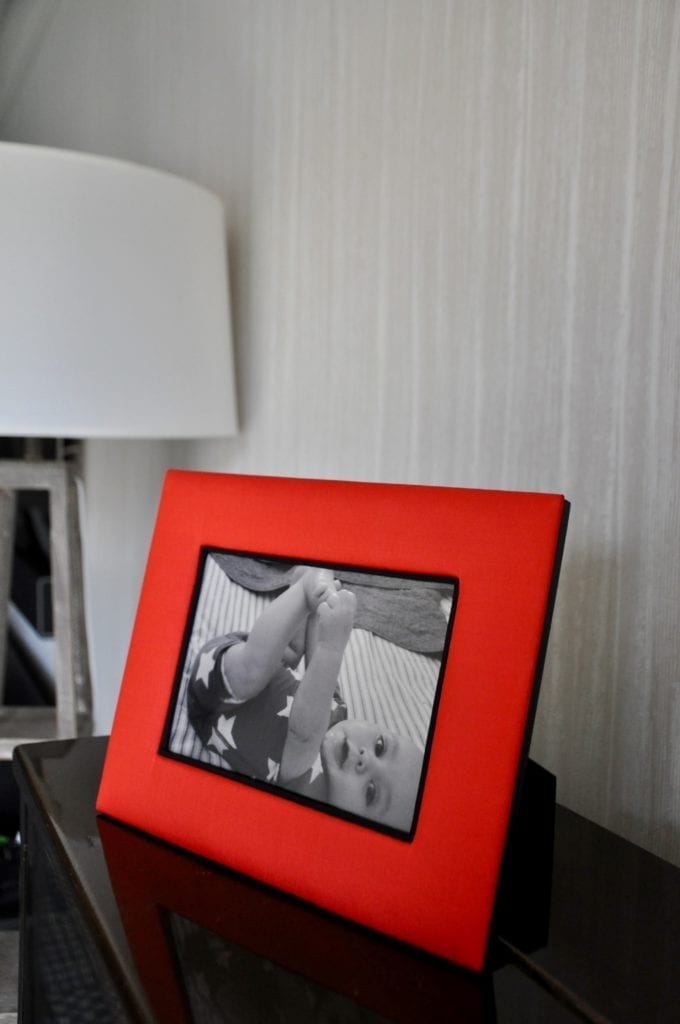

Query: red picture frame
<box><xmin>97</xmin><ymin>471</ymin><xmax>569</xmax><ymax>972</ymax></box>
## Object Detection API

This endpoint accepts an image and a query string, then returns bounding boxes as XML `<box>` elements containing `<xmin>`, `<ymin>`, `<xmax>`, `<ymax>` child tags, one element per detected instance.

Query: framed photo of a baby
<box><xmin>162</xmin><ymin>552</ymin><xmax>457</xmax><ymax>839</ymax></box>
<box><xmin>97</xmin><ymin>471</ymin><xmax>569</xmax><ymax>972</ymax></box>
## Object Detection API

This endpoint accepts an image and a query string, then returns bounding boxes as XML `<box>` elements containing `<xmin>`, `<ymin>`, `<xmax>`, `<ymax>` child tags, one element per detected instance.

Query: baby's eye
<box><xmin>374</xmin><ymin>735</ymin><xmax>385</xmax><ymax>757</ymax></box>
<box><xmin>365</xmin><ymin>780</ymin><xmax>377</xmax><ymax>806</ymax></box>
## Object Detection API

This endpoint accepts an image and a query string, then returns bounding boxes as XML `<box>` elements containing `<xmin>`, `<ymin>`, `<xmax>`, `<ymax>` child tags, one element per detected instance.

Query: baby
<box><xmin>187</xmin><ymin>567</ymin><xmax>424</xmax><ymax>833</ymax></box>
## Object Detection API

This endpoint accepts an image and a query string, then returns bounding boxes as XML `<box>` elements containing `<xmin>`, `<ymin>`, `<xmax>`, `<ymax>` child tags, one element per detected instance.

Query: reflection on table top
<box><xmin>14</xmin><ymin>737</ymin><xmax>680</xmax><ymax>1024</ymax></box>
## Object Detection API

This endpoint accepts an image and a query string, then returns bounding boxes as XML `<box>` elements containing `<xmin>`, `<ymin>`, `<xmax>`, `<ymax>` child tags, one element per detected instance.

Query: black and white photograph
<box><xmin>163</xmin><ymin>551</ymin><xmax>457</xmax><ymax>837</ymax></box>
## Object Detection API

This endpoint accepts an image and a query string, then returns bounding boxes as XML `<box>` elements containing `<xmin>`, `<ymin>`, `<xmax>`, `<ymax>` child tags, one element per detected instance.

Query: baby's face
<box><xmin>320</xmin><ymin>719</ymin><xmax>423</xmax><ymax>832</ymax></box>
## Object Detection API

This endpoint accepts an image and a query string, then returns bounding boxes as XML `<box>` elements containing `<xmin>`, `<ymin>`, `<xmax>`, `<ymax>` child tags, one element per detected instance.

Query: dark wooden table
<box><xmin>12</xmin><ymin>737</ymin><xmax>680</xmax><ymax>1022</ymax></box>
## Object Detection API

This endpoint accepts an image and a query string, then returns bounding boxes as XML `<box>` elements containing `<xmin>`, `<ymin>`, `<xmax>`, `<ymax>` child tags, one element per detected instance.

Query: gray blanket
<box><xmin>212</xmin><ymin>553</ymin><xmax>454</xmax><ymax>657</ymax></box>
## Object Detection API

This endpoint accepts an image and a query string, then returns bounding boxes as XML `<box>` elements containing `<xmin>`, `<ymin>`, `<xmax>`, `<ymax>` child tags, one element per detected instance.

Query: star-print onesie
<box><xmin>187</xmin><ymin>632</ymin><xmax>348</xmax><ymax>797</ymax></box>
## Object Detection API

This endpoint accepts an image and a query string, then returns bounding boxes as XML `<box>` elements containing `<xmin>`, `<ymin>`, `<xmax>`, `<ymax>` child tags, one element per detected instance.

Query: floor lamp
<box><xmin>0</xmin><ymin>143</ymin><xmax>237</xmax><ymax>758</ymax></box>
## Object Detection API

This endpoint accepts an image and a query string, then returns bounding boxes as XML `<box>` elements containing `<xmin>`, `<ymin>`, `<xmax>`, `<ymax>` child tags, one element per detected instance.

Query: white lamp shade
<box><xmin>0</xmin><ymin>143</ymin><xmax>237</xmax><ymax>438</ymax></box>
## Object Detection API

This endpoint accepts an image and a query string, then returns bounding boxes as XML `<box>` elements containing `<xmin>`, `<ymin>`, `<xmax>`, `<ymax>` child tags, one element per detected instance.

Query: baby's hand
<box><xmin>299</xmin><ymin>567</ymin><xmax>340</xmax><ymax>611</ymax></box>
<box><xmin>316</xmin><ymin>589</ymin><xmax>356</xmax><ymax>652</ymax></box>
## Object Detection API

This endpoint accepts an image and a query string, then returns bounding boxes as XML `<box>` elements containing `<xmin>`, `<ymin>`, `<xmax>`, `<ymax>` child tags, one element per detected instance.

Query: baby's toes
<box><xmin>322</xmin><ymin>580</ymin><xmax>341</xmax><ymax>601</ymax></box>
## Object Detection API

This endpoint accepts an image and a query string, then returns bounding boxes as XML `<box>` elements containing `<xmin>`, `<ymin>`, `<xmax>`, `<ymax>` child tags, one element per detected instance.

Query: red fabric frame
<box><xmin>97</xmin><ymin>471</ymin><xmax>568</xmax><ymax>971</ymax></box>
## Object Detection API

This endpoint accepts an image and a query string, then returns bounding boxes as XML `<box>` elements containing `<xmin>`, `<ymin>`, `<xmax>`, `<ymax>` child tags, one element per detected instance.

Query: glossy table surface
<box><xmin>13</xmin><ymin>737</ymin><xmax>680</xmax><ymax>1023</ymax></box>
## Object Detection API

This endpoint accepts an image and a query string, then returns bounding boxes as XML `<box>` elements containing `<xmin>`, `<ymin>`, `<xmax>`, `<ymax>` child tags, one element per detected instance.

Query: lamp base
<box><xmin>0</xmin><ymin>456</ymin><xmax>92</xmax><ymax>761</ymax></box>
<box><xmin>0</xmin><ymin>708</ymin><xmax>92</xmax><ymax>761</ymax></box>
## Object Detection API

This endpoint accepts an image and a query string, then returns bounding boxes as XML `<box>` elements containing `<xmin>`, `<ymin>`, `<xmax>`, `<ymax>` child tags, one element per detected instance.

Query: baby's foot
<box><xmin>295</xmin><ymin>566</ymin><xmax>339</xmax><ymax>611</ymax></box>
<box><xmin>317</xmin><ymin>588</ymin><xmax>356</xmax><ymax>652</ymax></box>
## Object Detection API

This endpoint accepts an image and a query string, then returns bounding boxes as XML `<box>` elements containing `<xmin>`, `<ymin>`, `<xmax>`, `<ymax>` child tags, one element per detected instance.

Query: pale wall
<box><xmin>1</xmin><ymin>1</ymin><xmax>678</xmax><ymax>863</ymax></box>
